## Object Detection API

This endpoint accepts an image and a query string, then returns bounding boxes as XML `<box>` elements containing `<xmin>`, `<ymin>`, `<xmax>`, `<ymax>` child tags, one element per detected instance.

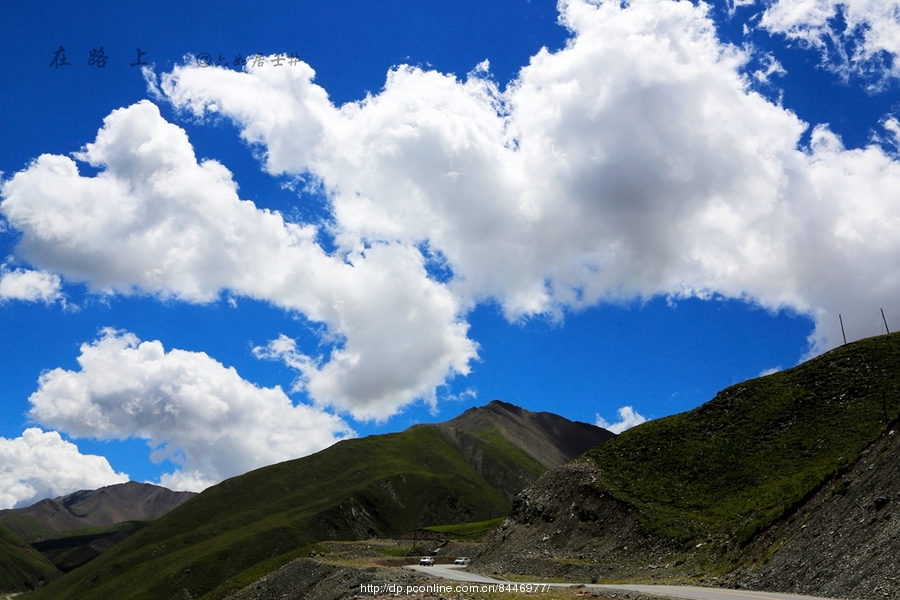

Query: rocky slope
<box><xmin>477</xmin><ymin>333</ymin><xmax>900</xmax><ymax>600</ymax></box>
<box><xmin>476</xmin><ymin>459</ymin><xmax>680</xmax><ymax>582</ymax></box>
<box><xmin>735</xmin><ymin>423</ymin><xmax>900</xmax><ymax>599</ymax></box>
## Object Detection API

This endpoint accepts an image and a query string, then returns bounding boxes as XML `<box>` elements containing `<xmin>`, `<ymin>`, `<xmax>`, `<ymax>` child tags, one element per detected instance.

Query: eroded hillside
<box><xmin>477</xmin><ymin>333</ymin><xmax>900</xmax><ymax>600</ymax></box>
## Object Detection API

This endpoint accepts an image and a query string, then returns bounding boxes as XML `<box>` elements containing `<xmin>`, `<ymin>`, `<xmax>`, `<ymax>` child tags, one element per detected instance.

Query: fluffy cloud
<box><xmin>4</xmin><ymin>0</ymin><xmax>900</xmax><ymax>424</ymax></box>
<box><xmin>0</xmin><ymin>428</ymin><xmax>128</xmax><ymax>509</ymax></box>
<box><xmin>0</xmin><ymin>265</ymin><xmax>62</xmax><ymax>303</ymax></box>
<box><xmin>757</xmin><ymin>0</ymin><xmax>900</xmax><ymax>83</ymax></box>
<box><xmin>158</xmin><ymin>0</ymin><xmax>900</xmax><ymax>352</ymax></box>
<box><xmin>161</xmin><ymin>0</ymin><xmax>804</xmax><ymax>318</ymax></box>
<box><xmin>27</xmin><ymin>329</ymin><xmax>355</xmax><ymax>490</ymax></box>
<box><xmin>596</xmin><ymin>406</ymin><xmax>647</xmax><ymax>434</ymax></box>
<box><xmin>0</xmin><ymin>101</ymin><xmax>476</xmax><ymax>420</ymax></box>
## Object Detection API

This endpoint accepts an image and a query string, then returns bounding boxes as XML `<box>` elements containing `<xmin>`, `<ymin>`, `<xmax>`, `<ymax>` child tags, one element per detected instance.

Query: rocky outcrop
<box><xmin>476</xmin><ymin>459</ymin><xmax>678</xmax><ymax>582</ymax></box>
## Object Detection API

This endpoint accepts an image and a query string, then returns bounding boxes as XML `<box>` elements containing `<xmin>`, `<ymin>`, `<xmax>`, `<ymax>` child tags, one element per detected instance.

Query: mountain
<box><xmin>477</xmin><ymin>332</ymin><xmax>900</xmax><ymax>600</ymax></box>
<box><xmin>0</xmin><ymin>482</ymin><xmax>197</xmax><ymax>575</ymax></box>
<box><xmin>0</xmin><ymin>522</ymin><xmax>60</xmax><ymax>593</ymax></box>
<box><xmin>27</xmin><ymin>400</ymin><xmax>611</xmax><ymax>600</ymax></box>
<box><xmin>434</xmin><ymin>400</ymin><xmax>614</xmax><ymax>500</ymax></box>
<box><xmin>440</xmin><ymin>400</ymin><xmax>612</xmax><ymax>474</ymax></box>
<box><xmin>0</xmin><ymin>482</ymin><xmax>197</xmax><ymax>541</ymax></box>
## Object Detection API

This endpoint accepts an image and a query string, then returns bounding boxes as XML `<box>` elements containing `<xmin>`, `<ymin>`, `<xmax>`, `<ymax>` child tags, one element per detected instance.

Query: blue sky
<box><xmin>1</xmin><ymin>0</ymin><xmax>898</xmax><ymax>507</ymax></box>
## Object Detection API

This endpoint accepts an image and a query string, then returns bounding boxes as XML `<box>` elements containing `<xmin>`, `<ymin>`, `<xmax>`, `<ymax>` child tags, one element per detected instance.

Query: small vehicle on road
<box><xmin>419</xmin><ymin>556</ymin><xmax>434</xmax><ymax>566</ymax></box>
<box><xmin>454</xmin><ymin>557</ymin><xmax>470</xmax><ymax>565</ymax></box>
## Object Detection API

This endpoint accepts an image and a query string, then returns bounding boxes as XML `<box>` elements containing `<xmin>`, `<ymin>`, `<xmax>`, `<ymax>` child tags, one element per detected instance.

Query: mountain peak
<box><xmin>483</xmin><ymin>399</ymin><xmax>526</xmax><ymax>415</ymax></box>
<box><xmin>439</xmin><ymin>400</ymin><xmax>614</xmax><ymax>470</ymax></box>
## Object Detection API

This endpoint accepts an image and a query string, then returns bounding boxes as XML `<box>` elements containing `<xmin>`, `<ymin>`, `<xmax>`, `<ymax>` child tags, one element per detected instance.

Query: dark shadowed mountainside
<box><xmin>477</xmin><ymin>333</ymin><xmax>900</xmax><ymax>600</ymax></box>
<box><xmin>27</xmin><ymin>401</ymin><xmax>611</xmax><ymax>600</ymax></box>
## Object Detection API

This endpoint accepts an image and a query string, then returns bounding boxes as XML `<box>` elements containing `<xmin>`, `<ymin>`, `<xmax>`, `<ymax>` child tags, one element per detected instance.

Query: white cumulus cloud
<box><xmin>27</xmin><ymin>329</ymin><xmax>355</xmax><ymax>491</ymax></box>
<box><xmin>0</xmin><ymin>101</ymin><xmax>476</xmax><ymax>420</ymax></box>
<box><xmin>0</xmin><ymin>428</ymin><xmax>128</xmax><ymax>509</ymax></box>
<box><xmin>0</xmin><ymin>265</ymin><xmax>62</xmax><ymax>303</ymax></box>
<box><xmin>157</xmin><ymin>0</ymin><xmax>900</xmax><ymax>354</ymax></box>
<box><xmin>596</xmin><ymin>406</ymin><xmax>647</xmax><ymax>434</ymax></box>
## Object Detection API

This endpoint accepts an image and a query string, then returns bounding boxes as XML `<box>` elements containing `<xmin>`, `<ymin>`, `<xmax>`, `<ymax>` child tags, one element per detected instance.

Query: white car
<box><xmin>454</xmin><ymin>557</ymin><xmax>470</xmax><ymax>565</ymax></box>
<box><xmin>419</xmin><ymin>556</ymin><xmax>434</xmax><ymax>566</ymax></box>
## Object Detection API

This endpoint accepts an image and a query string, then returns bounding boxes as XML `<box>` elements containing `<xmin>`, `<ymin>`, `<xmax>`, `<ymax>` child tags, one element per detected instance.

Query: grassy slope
<box><xmin>423</xmin><ymin>517</ymin><xmax>506</xmax><ymax>539</ymax></box>
<box><xmin>473</xmin><ymin>429</ymin><xmax>546</xmax><ymax>481</ymax></box>
<box><xmin>0</xmin><ymin>514</ymin><xmax>56</xmax><ymax>543</ymax></box>
<box><xmin>0</xmin><ymin>523</ymin><xmax>60</xmax><ymax>593</ymax></box>
<box><xmin>457</xmin><ymin>427</ymin><xmax>548</xmax><ymax>501</ymax></box>
<box><xmin>588</xmin><ymin>333</ymin><xmax>900</xmax><ymax>550</ymax></box>
<box><xmin>29</xmin><ymin>425</ymin><xmax>524</xmax><ymax>600</ymax></box>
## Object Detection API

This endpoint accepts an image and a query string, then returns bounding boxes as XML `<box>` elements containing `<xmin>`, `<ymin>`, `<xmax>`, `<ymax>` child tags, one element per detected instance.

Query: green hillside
<box><xmin>0</xmin><ymin>514</ymin><xmax>55</xmax><ymax>543</ymax></box>
<box><xmin>588</xmin><ymin>332</ymin><xmax>900</xmax><ymax>548</ymax></box>
<box><xmin>28</xmin><ymin>406</ymin><xmax>594</xmax><ymax>600</ymax></box>
<box><xmin>0</xmin><ymin>522</ymin><xmax>60</xmax><ymax>593</ymax></box>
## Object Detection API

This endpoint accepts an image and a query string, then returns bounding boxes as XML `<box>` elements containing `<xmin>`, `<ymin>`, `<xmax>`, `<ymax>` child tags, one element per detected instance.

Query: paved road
<box><xmin>408</xmin><ymin>564</ymin><xmax>500</xmax><ymax>583</ymax></box>
<box><xmin>406</xmin><ymin>565</ymin><xmax>839</xmax><ymax>600</ymax></box>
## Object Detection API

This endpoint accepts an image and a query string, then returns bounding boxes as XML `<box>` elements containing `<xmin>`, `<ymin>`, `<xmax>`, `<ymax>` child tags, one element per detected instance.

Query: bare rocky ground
<box><xmin>222</xmin><ymin>539</ymin><xmax>673</xmax><ymax>600</ymax></box>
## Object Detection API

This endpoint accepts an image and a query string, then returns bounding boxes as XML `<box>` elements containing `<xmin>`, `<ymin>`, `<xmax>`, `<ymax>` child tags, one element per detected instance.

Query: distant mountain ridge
<box><xmin>0</xmin><ymin>482</ymin><xmax>195</xmax><ymax>593</ymax></box>
<box><xmin>0</xmin><ymin>481</ymin><xmax>197</xmax><ymax>542</ymax></box>
<box><xmin>27</xmin><ymin>400</ymin><xmax>612</xmax><ymax>600</ymax></box>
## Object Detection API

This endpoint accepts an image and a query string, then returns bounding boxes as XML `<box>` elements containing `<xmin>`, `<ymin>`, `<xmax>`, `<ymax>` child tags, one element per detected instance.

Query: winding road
<box><xmin>406</xmin><ymin>565</ymin><xmax>839</xmax><ymax>600</ymax></box>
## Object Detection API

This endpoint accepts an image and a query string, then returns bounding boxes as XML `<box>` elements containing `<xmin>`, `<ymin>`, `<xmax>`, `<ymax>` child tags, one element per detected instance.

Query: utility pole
<box><xmin>882</xmin><ymin>308</ymin><xmax>891</xmax><ymax>334</ymax></box>
<box><xmin>839</xmin><ymin>314</ymin><xmax>847</xmax><ymax>345</ymax></box>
